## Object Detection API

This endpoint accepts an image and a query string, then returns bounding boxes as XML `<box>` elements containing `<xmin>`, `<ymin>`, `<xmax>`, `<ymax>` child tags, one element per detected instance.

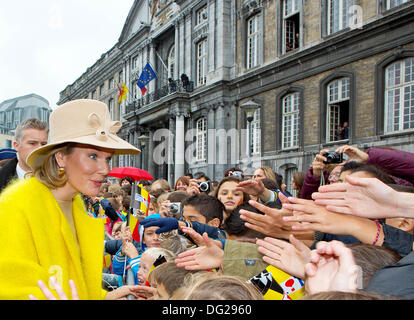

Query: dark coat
<box><xmin>366</xmin><ymin>250</ymin><xmax>414</xmax><ymax>299</ymax></box>
<box><xmin>366</xmin><ymin>147</ymin><xmax>414</xmax><ymax>186</ymax></box>
<box><xmin>0</xmin><ymin>157</ymin><xmax>18</xmax><ymax>194</ymax></box>
<box><xmin>299</xmin><ymin>167</ymin><xmax>330</xmax><ymax>200</ymax></box>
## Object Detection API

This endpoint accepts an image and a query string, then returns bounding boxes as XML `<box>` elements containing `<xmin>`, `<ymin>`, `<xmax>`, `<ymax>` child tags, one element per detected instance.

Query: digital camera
<box><xmin>169</xmin><ymin>202</ymin><xmax>182</xmax><ymax>215</ymax></box>
<box><xmin>323</xmin><ymin>151</ymin><xmax>343</xmax><ymax>164</ymax></box>
<box><xmin>197</xmin><ymin>181</ymin><xmax>211</xmax><ymax>193</ymax></box>
<box><xmin>230</xmin><ymin>171</ymin><xmax>244</xmax><ymax>179</ymax></box>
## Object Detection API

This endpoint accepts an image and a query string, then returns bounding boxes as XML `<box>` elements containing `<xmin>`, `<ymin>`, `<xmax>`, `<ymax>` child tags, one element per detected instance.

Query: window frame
<box><xmin>276</xmin><ymin>86</ymin><xmax>305</xmax><ymax>152</ymax></box>
<box><xmin>385</xmin><ymin>0</ymin><xmax>410</xmax><ymax>10</ymax></box>
<box><xmin>375</xmin><ymin>50</ymin><xmax>414</xmax><ymax>136</ymax></box>
<box><xmin>384</xmin><ymin>57</ymin><xmax>414</xmax><ymax>133</ymax></box>
<box><xmin>196</xmin><ymin>38</ymin><xmax>208</xmax><ymax>86</ymax></box>
<box><xmin>319</xmin><ymin>70</ymin><xmax>355</xmax><ymax>144</ymax></box>
<box><xmin>168</xmin><ymin>45</ymin><xmax>175</xmax><ymax>80</ymax></box>
<box><xmin>249</xmin><ymin>108</ymin><xmax>261</xmax><ymax>155</ymax></box>
<box><xmin>282</xmin><ymin>0</ymin><xmax>302</xmax><ymax>54</ymax></box>
<box><xmin>195</xmin><ymin>117</ymin><xmax>207</xmax><ymax>162</ymax></box>
<box><xmin>246</xmin><ymin>14</ymin><xmax>261</xmax><ymax>69</ymax></box>
<box><xmin>281</xmin><ymin>92</ymin><xmax>301</xmax><ymax>149</ymax></box>
<box><xmin>196</xmin><ymin>5</ymin><xmax>208</xmax><ymax>26</ymax></box>
<box><xmin>326</xmin><ymin>77</ymin><xmax>351</xmax><ymax>142</ymax></box>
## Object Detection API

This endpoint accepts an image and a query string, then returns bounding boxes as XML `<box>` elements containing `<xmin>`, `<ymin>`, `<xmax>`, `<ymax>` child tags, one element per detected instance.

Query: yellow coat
<box><xmin>0</xmin><ymin>177</ymin><xmax>107</xmax><ymax>300</ymax></box>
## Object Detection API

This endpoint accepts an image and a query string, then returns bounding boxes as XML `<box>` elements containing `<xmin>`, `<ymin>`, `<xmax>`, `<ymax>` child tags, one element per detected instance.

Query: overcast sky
<box><xmin>0</xmin><ymin>0</ymin><xmax>135</xmax><ymax>109</ymax></box>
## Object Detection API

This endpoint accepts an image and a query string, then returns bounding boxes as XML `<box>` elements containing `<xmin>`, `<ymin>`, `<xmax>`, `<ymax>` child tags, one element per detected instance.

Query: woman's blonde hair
<box><xmin>258</xmin><ymin>166</ymin><xmax>277</xmax><ymax>182</ymax></box>
<box><xmin>30</xmin><ymin>143</ymin><xmax>75</xmax><ymax>189</ymax></box>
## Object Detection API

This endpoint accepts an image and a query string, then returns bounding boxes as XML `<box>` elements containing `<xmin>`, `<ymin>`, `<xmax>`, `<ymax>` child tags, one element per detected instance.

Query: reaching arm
<box><xmin>312</xmin><ymin>175</ymin><xmax>414</xmax><ymax>219</ymax></box>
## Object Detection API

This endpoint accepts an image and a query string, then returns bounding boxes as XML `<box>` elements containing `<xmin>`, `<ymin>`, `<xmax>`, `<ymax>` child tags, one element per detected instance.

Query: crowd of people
<box><xmin>82</xmin><ymin>143</ymin><xmax>414</xmax><ymax>301</ymax></box>
<box><xmin>0</xmin><ymin>99</ymin><xmax>414</xmax><ymax>301</ymax></box>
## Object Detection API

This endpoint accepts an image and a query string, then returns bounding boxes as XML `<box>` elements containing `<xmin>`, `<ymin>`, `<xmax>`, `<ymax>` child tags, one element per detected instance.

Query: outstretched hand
<box><xmin>304</xmin><ymin>240</ymin><xmax>360</xmax><ymax>295</ymax></box>
<box><xmin>312</xmin><ymin>175</ymin><xmax>399</xmax><ymax>219</ymax></box>
<box><xmin>239</xmin><ymin>200</ymin><xmax>296</xmax><ymax>238</ymax></box>
<box><xmin>256</xmin><ymin>234</ymin><xmax>311</xmax><ymax>279</ymax></box>
<box><xmin>140</xmin><ymin>217</ymin><xmax>179</xmax><ymax>234</ymax></box>
<box><xmin>335</xmin><ymin>145</ymin><xmax>368</xmax><ymax>163</ymax></box>
<box><xmin>282</xmin><ymin>197</ymin><xmax>355</xmax><ymax>235</ymax></box>
<box><xmin>29</xmin><ymin>276</ymin><xmax>79</xmax><ymax>300</ymax></box>
<box><xmin>175</xmin><ymin>232</ymin><xmax>224</xmax><ymax>270</ymax></box>
<box><xmin>180</xmin><ymin>226</ymin><xmax>223</xmax><ymax>248</ymax></box>
<box><xmin>235</xmin><ymin>178</ymin><xmax>266</xmax><ymax>197</ymax></box>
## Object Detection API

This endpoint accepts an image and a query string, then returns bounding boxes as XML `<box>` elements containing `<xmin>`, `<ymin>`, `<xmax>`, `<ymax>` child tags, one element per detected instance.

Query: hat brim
<box><xmin>27</xmin><ymin>133</ymin><xmax>140</xmax><ymax>171</ymax></box>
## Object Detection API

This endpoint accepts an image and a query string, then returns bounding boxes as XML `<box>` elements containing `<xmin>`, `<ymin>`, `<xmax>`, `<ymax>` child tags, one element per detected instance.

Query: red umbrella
<box><xmin>108</xmin><ymin>167</ymin><xmax>153</xmax><ymax>181</ymax></box>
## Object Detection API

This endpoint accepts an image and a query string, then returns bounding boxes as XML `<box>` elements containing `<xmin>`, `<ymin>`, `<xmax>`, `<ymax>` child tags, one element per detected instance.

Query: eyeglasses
<box><xmin>328</xmin><ymin>172</ymin><xmax>341</xmax><ymax>183</ymax></box>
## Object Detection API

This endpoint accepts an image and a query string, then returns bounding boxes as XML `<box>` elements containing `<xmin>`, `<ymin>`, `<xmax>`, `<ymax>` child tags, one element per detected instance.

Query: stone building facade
<box><xmin>0</xmin><ymin>93</ymin><xmax>51</xmax><ymax>147</ymax></box>
<box><xmin>58</xmin><ymin>0</ymin><xmax>414</xmax><ymax>192</ymax></box>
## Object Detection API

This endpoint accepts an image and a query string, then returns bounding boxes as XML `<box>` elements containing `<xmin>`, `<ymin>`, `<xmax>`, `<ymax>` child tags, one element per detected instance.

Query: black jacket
<box><xmin>366</xmin><ymin>251</ymin><xmax>414</xmax><ymax>299</ymax></box>
<box><xmin>0</xmin><ymin>157</ymin><xmax>18</xmax><ymax>194</ymax></box>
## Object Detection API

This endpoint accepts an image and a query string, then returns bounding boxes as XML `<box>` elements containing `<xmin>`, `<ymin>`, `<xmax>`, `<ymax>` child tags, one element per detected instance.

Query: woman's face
<box><xmin>253</xmin><ymin>168</ymin><xmax>266</xmax><ymax>180</ymax></box>
<box><xmin>291</xmin><ymin>177</ymin><xmax>297</xmax><ymax>190</ymax></box>
<box><xmin>121</xmin><ymin>179</ymin><xmax>131</xmax><ymax>186</ymax></box>
<box><xmin>175</xmin><ymin>180</ymin><xmax>188</xmax><ymax>191</ymax></box>
<box><xmin>217</xmin><ymin>181</ymin><xmax>244</xmax><ymax>213</ymax></box>
<box><xmin>56</xmin><ymin>145</ymin><xmax>113</xmax><ymax>198</ymax></box>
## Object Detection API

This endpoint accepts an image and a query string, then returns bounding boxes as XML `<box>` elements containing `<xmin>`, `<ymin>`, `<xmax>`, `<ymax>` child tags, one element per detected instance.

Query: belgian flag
<box><xmin>128</xmin><ymin>183</ymin><xmax>151</xmax><ymax>242</ymax></box>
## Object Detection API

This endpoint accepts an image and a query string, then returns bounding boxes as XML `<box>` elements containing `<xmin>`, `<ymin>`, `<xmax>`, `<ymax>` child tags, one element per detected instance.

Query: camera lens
<box><xmin>323</xmin><ymin>152</ymin><xmax>343</xmax><ymax>164</ymax></box>
<box><xmin>170</xmin><ymin>204</ymin><xmax>178</xmax><ymax>213</ymax></box>
<box><xmin>198</xmin><ymin>181</ymin><xmax>209</xmax><ymax>192</ymax></box>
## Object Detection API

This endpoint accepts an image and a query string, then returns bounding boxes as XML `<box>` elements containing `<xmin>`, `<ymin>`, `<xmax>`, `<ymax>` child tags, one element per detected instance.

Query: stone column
<box><xmin>174</xmin><ymin>113</ymin><xmax>185</xmax><ymax>183</ymax></box>
<box><xmin>174</xmin><ymin>20</ymin><xmax>180</xmax><ymax>80</ymax></box>
<box><xmin>149</xmin><ymin>40</ymin><xmax>156</xmax><ymax>93</ymax></box>
<box><xmin>135</xmin><ymin>130</ymin><xmax>142</xmax><ymax>169</ymax></box>
<box><xmin>168</xmin><ymin>117</ymin><xmax>175</xmax><ymax>187</ymax></box>
<box><xmin>207</xmin><ymin>106</ymin><xmax>216</xmax><ymax>180</ymax></box>
<box><xmin>147</xmin><ymin>128</ymin><xmax>155</xmax><ymax>178</ymax></box>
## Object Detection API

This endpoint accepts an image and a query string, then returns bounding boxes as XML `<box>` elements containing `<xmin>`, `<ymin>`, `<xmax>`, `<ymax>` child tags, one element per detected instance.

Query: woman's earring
<box><xmin>58</xmin><ymin>167</ymin><xmax>65</xmax><ymax>177</ymax></box>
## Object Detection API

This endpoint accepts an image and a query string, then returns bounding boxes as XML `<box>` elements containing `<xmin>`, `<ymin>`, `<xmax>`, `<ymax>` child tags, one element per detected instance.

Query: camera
<box><xmin>323</xmin><ymin>151</ymin><xmax>343</xmax><ymax>164</ymax></box>
<box><xmin>230</xmin><ymin>171</ymin><xmax>244</xmax><ymax>179</ymax></box>
<box><xmin>169</xmin><ymin>202</ymin><xmax>181</xmax><ymax>215</ymax></box>
<box><xmin>197</xmin><ymin>181</ymin><xmax>211</xmax><ymax>193</ymax></box>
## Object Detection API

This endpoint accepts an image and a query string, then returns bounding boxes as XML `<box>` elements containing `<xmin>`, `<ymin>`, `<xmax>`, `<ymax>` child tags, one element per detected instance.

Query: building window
<box><xmin>326</xmin><ymin>77</ymin><xmax>350</xmax><ymax>141</ymax></box>
<box><xmin>108</xmin><ymin>98</ymin><xmax>115</xmax><ymax>120</ymax></box>
<box><xmin>283</xmin><ymin>0</ymin><xmax>301</xmax><ymax>53</ymax></box>
<box><xmin>384</xmin><ymin>58</ymin><xmax>414</xmax><ymax>133</ymax></box>
<box><xmin>250</xmin><ymin>109</ymin><xmax>261</xmax><ymax>155</ymax></box>
<box><xmin>168</xmin><ymin>45</ymin><xmax>175</xmax><ymax>79</ymax></box>
<box><xmin>6</xmin><ymin>111</ymin><xmax>12</xmax><ymax>129</ymax></box>
<box><xmin>118</xmin><ymin>71</ymin><xmax>123</xmax><ymax>85</ymax></box>
<box><xmin>92</xmin><ymin>90</ymin><xmax>97</xmax><ymax>100</ymax></box>
<box><xmin>327</xmin><ymin>0</ymin><xmax>355</xmax><ymax>35</ymax></box>
<box><xmin>132</xmin><ymin>56</ymin><xmax>139</xmax><ymax>70</ymax></box>
<box><xmin>197</xmin><ymin>39</ymin><xmax>207</xmax><ymax>86</ymax></box>
<box><xmin>99</xmin><ymin>84</ymin><xmax>105</xmax><ymax>97</ymax></box>
<box><xmin>282</xmin><ymin>92</ymin><xmax>300</xmax><ymax>149</ymax></box>
<box><xmin>196</xmin><ymin>6</ymin><xmax>208</xmax><ymax>26</ymax></box>
<box><xmin>385</xmin><ymin>0</ymin><xmax>409</xmax><ymax>10</ymax></box>
<box><xmin>131</xmin><ymin>79</ymin><xmax>139</xmax><ymax>99</ymax></box>
<box><xmin>195</xmin><ymin>117</ymin><xmax>207</xmax><ymax>161</ymax></box>
<box><xmin>40</xmin><ymin>109</ymin><xmax>49</xmax><ymax>123</ymax></box>
<box><xmin>285</xmin><ymin>167</ymin><xmax>297</xmax><ymax>196</ymax></box>
<box><xmin>109</xmin><ymin>77</ymin><xmax>115</xmax><ymax>89</ymax></box>
<box><xmin>247</xmin><ymin>14</ymin><xmax>260</xmax><ymax>69</ymax></box>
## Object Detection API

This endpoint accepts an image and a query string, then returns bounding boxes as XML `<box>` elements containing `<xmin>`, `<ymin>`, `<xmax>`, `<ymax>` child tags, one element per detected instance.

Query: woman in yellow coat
<box><xmin>0</xmin><ymin>99</ymin><xmax>141</xmax><ymax>300</ymax></box>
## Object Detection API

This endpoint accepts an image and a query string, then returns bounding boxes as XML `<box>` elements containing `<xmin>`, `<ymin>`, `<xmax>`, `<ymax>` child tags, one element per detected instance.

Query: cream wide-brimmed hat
<box><xmin>27</xmin><ymin>99</ymin><xmax>140</xmax><ymax>171</ymax></box>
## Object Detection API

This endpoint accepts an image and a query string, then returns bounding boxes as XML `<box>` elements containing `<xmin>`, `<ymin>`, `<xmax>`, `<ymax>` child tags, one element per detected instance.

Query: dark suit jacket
<box><xmin>0</xmin><ymin>157</ymin><xmax>18</xmax><ymax>194</ymax></box>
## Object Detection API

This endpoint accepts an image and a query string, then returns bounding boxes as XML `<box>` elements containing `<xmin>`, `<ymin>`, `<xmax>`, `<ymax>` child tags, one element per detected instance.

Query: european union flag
<box><xmin>137</xmin><ymin>62</ymin><xmax>157</xmax><ymax>95</ymax></box>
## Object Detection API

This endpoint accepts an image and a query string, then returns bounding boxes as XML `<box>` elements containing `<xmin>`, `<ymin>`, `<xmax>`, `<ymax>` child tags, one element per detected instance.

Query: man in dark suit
<box><xmin>0</xmin><ymin>118</ymin><xmax>48</xmax><ymax>193</ymax></box>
